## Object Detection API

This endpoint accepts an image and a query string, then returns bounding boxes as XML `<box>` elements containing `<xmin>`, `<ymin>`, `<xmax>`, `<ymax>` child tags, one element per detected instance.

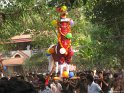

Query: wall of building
<box><xmin>5</xmin><ymin>65</ymin><xmax>23</xmax><ymax>76</ymax></box>
<box><xmin>6</xmin><ymin>66</ymin><xmax>14</xmax><ymax>75</ymax></box>
<box><xmin>11</xmin><ymin>50</ymin><xmax>32</xmax><ymax>57</ymax></box>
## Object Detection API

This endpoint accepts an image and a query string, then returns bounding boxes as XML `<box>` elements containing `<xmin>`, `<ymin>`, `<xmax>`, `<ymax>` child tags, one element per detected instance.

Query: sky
<box><xmin>0</xmin><ymin>0</ymin><xmax>14</xmax><ymax>9</ymax></box>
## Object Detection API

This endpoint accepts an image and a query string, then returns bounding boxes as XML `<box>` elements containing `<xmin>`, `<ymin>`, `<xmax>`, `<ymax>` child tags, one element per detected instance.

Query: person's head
<box><xmin>37</xmin><ymin>74</ymin><xmax>46</xmax><ymax>90</ymax></box>
<box><xmin>70</xmin><ymin>78</ymin><xmax>76</xmax><ymax>82</ymax></box>
<box><xmin>87</xmin><ymin>74</ymin><xmax>94</xmax><ymax>84</ymax></box>
<box><xmin>80</xmin><ymin>72</ymin><xmax>86</xmax><ymax>80</ymax></box>
<box><xmin>113</xmin><ymin>73</ymin><xmax>118</xmax><ymax>79</ymax></box>
<box><xmin>16</xmin><ymin>75</ymin><xmax>25</xmax><ymax>81</ymax></box>
<box><xmin>98</xmin><ymin>71</ymin><xmax>103</xmax><ymax>74</ymax></box>
<box><xmin>63</xmin><ymin>77</ymin><xmax>68</xmax><ymax>83</ymax></box>
<box><xmin>98</xmin><ymin>71</ymin><xmax>103</xmax><ymax>78</ymax></box>
<box><xmin>1</xmin><ymin>77</ymin><xmax>8</xmax><ymax>81</ymax></box>
<box><xmin>103</xmin><ymin>72</ymin><xmax>110</xmax><ymax>79</ymax></box>
<box><xmin>9</xmin><ymin>76</ymin><xmax>18</xmax><ymax>81</ymax></box>
<box><xmin>53</xmin><ymin>76</ymin><xmax>60</xmax><ymax>84</ymax></box>
<box><xmin>54</xmin><ymin>80</ymin><xmax>59</xmax><ymax>84</ymax></box>
<box><xmin>57</xmin><ymin>71</ymin><xmax>60</xmax><ymax>77</ymax></box>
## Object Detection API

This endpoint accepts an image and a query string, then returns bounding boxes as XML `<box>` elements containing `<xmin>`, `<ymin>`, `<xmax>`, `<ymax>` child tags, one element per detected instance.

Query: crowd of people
<box><xmin>0</xmin><ymin>70</ymin><xmax>124</xmax><ymax>93</ymax></box>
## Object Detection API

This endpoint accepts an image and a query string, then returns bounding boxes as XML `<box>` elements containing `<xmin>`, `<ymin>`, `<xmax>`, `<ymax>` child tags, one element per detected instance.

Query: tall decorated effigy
<box><xmin>46</xmin><ymin>6</ymin><xmax>75</xmax><ymax>78</ymax></box>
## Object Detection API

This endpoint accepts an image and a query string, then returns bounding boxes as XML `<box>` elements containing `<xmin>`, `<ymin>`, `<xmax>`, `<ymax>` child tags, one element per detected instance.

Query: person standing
<box><xmin>0</xmin><ymin>54</ymin><xmax>4</xmax><ymax>78</ymax></box>
<box><xmin>38</xmin><ymin>75</ymin><xmax>52</xmax><ymax>93</ymax></box>
<box><xmin>87</xmin><ymin>74</ymin><xmax>104</xmax><ymax>93</ymax></box>
<box><xmin>76</xmin><ymin>73</ymin><xmax>87</xmax><ymax>93</ymax></box>
<box><xmin>50</xmin><ymin>78</ymin><xmax>62</xmax><ymax>93</ymax></box>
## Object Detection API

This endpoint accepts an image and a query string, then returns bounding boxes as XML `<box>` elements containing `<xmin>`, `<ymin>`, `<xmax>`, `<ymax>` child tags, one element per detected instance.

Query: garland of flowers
<box><xmin>58</xmin><ymin>20</ymin><xmax>71</xmax><ymax>49</ymax></box>
<box><xmin>58</xmin><ymin>32</ymin><xmax>71</xmax><ymax>50</ymax></box>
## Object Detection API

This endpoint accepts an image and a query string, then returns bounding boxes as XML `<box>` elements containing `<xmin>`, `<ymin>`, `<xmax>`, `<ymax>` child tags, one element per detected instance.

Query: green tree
<box><xmin>84</xmin><ymin>0</ymin><xmax>124</xmax><ymax>68</ymax></box>
<box><xmin>0</xmin><ymin>0</ymin><xmax>57</xmax><ymax>48</ymax></box>
<box><xmin>1</xmin><ymin>0</ymin><xmax>123</xmax><ymax>69</ymax></box>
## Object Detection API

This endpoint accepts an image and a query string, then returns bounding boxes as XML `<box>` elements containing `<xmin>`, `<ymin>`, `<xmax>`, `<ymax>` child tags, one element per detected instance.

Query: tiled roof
<box><xmin>11</xmin><ymin>39</ymin><xmax>32</xmax><ymax>43</ymax></box>
<box><xmin>11</xmin><ymin>34</ymin><xmax>31</xmax><ymax>40</ymax></box>
<box><xmin>2</xmin><ymin>58</ymin><xmax>24</xmax><ymax>66</ymax></box>
<box><xmin>0</xmin><ymin>34</ymin><xmax>32</xmax><ymax>44</ymax></box>
<box><xmin>10</xmin><ymin>34</ymin><xmax>32</xmax><ymax>43</ymax></box>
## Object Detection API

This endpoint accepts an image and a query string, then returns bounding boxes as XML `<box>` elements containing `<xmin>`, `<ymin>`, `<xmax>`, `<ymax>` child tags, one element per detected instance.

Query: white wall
<box><xmin>11</xmin><ymin>50</ymin><xmax>32</xmax><ymax>57</ymax></box>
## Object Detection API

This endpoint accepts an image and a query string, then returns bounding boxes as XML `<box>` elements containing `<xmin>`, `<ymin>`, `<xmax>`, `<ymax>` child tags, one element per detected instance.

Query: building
<box><xmin>2</xmin><ymin>34</ymin><xmax>32</xmax><ymax>75</ymax></box>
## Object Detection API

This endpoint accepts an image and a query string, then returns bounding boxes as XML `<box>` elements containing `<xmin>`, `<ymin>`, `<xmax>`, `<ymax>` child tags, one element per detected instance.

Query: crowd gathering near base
<box><xmin>0</xmin><ymin>70</ymin><xmax>124</xmax><ymax>93</ymax></box>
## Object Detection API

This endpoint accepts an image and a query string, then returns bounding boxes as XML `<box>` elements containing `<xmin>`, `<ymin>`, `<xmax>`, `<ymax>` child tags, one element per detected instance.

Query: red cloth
<box><xmin>45</xmin><ymin>79</ymin><xmax>49</xmax><ymax>86</ymax></box>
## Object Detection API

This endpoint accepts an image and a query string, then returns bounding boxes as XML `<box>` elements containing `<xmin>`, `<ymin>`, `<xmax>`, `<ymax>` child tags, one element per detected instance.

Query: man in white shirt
<box><xmin>50</xmin><ymin>79</ymin><xmax>62</xmax><ymax>93</ymax></box>
<box><xmin>87</xmin><ymin>74</ymin><xmax>104</xmax><ymax>93</ymax></box>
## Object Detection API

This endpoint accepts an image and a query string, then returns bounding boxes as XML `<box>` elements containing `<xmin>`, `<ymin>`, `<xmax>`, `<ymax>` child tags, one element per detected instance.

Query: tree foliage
<box><xmin>24</xmin><ymin>52</ymin><xmax>47</xmax><ymax>66</ymax></box>
<box><xmin>83</xmin><ymin>0</ymin><xmax>124</xmax><ymax>68</ymax></box>
<box><xmin>0</xmin><ymin>0</ymin><xmax>123</xmax><ymax>69</ymax></box>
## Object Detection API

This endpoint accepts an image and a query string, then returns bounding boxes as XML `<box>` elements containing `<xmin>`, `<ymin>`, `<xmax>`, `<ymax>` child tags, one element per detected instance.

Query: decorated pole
<box><xmin>47</xmin><ymin>6</ymin><xmax>74</xmax><ymax>77</ymax></box>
